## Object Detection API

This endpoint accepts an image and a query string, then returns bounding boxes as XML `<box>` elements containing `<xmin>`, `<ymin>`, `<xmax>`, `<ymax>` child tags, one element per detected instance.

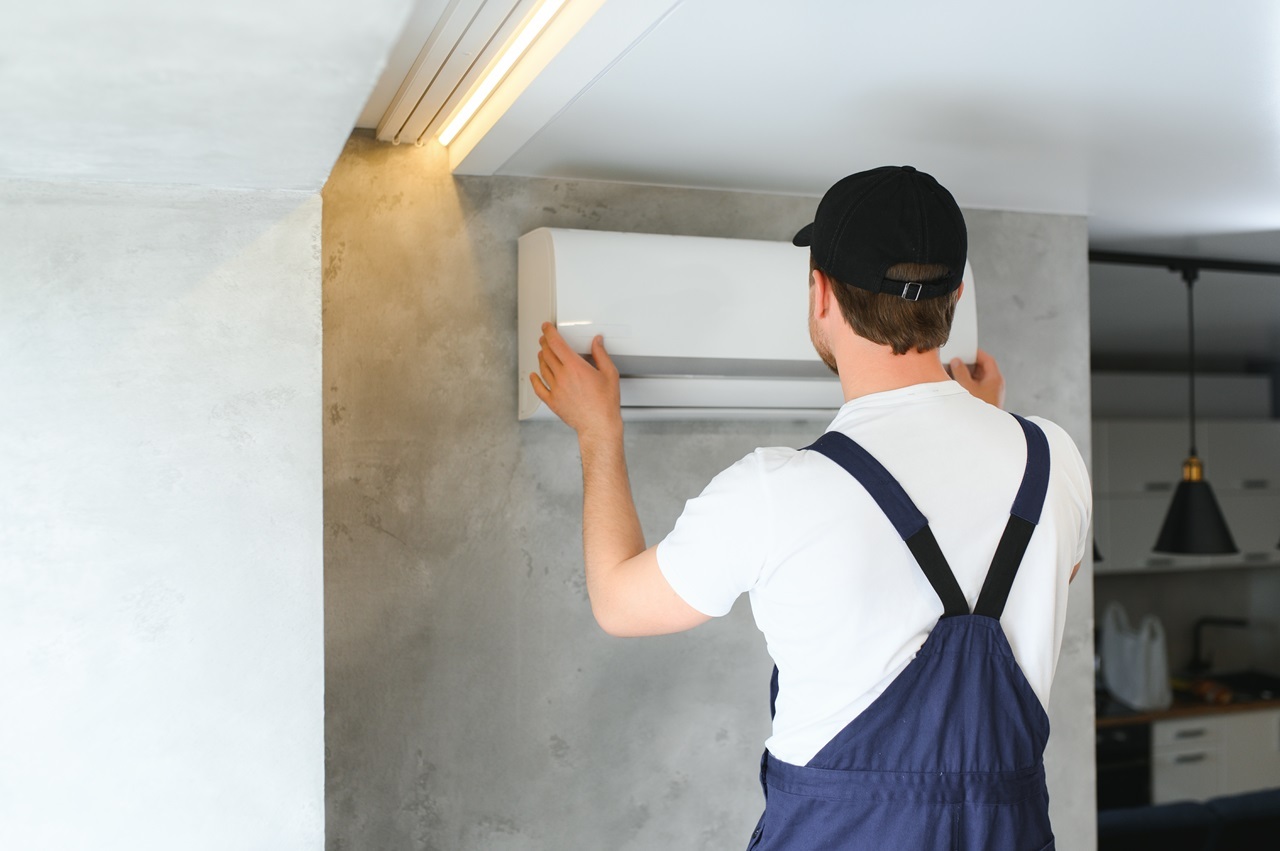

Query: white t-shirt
<box><xmin>656</xmin><ymin>381</ymin><xmax>1091</xmax><ymax>766</ymax></box>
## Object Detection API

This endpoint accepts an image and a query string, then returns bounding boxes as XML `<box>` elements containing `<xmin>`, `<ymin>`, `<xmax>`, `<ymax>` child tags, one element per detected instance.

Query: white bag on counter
<box><xmin>1100</xmin><ymin>601</ymin><xmax>1173</xmax><ymax>711</ymax></box>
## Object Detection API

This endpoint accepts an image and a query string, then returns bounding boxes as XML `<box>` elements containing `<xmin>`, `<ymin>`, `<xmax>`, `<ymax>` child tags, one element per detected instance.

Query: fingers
<box><xmin>538</xmin><ymin>332</ymin><xmax>563</xmax><ymax>369</ymax></box>
<box><xmin>950</xmin><ymin>357</ymin><xmax>975</xmax><ymax>390</ymax></box>
<box><xmin>529</xmin><ymin>372</ymin><xmax>551</xmax><ymax>403</ymax></box>
<box><xmin>542</xmin><ymin>322</ymin><xmax>577</xmax><ymax>364</ymax></box>
<box><xmin>536</xmin><ymin>350</ymin><xmax>557</xmax><ymax>388</ymax></box>
<box><xmin>975</xmin><ymin>348</ymin><xmax>1002</xmax><ymax>378</ymax></box>
<box><xmin>591</xmin><ymin>335</ymin><xmax>618</xmax><ymax>377</ymax></box>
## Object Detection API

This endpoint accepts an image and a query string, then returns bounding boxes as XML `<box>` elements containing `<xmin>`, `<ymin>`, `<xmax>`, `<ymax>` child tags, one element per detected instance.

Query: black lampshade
<box><xmin>1093</xmin><ymin>540</ymin><xmax>1103</xmax><ymax>562</ymax></box>
<box><xmin>1154</xmin><ymin>478</ymin><xmax>1238</xmax><ymax>555</ymax></box>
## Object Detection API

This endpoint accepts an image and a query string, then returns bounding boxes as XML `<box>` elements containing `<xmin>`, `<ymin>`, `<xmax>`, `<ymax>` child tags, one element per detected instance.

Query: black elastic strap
<box><xmin>803</xmin><ymin>432</ymin><xmax>928</xmax><ymax>540</ymax></box>
<box><xmin>973</xmin><ymin>516</ymin><xmax>1037</xmax><ymax>619</ymax></box>
<box><xmin>805</xmin><ymin>432</ymin><xmax>967</xmax><ymax>617</ymax></box>
<box><xmin>905</xmin><ymin>527</ymin><xmax>970</xmax><ymax>618</ymax></box>
<box><xmin>973</xmin><ymin>416</ymin><xmax>1052</xmax><ymax>619</ymax></box>
<box><xmin>768</xmin><ymin>664</ymin><xmax>780</xmax><ymax>722</ymax></box>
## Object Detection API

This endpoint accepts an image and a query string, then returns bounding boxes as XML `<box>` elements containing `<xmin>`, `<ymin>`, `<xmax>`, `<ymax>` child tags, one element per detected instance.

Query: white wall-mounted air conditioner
<box><xmin>517</xmin><ymin>228</ymin><xmax>978</xmax><ymax>420</ymax></box>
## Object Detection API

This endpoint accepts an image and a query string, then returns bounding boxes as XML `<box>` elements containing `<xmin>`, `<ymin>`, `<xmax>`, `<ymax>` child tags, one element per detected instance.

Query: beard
<box><xmin>809</xmin><ymin>311</ymin><xmax>839</xmax><ymax>376</ymax></box>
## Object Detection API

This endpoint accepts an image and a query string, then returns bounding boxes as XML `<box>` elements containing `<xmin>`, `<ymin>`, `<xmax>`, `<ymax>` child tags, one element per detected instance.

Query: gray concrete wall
<box><xmin>0</xmin><ymin>180</ymin><xmax>325</xmax><ymax>850</ymax></box>
<box><xmin>323</xmin><ymin>132</ymin><xmax>1095</xmax><ymax>850</ymax></box>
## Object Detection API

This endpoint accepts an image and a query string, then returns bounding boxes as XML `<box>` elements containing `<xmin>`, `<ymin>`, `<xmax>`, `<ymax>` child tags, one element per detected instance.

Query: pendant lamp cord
<box><xmin>1182</xmin><ymin>267</ymin><xmax>1199</xmax><ymax>456</ymax></box>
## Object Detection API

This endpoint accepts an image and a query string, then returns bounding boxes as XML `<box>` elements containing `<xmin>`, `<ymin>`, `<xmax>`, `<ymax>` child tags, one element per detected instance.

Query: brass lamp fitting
<box><xmin>1182</xmin><ymin>455</ymin><xmax>1204</xmax><ymax>482</ymax></box>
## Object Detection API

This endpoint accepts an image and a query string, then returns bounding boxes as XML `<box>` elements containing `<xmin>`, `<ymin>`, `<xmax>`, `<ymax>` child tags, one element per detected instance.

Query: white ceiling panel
<box><xmin>1</xmin><ymin>0</ymin><xmax>412</xmax><ymax>190</ymax></box>
<box><xmin>357</xmin><ymin>0</ymin><xmax>1280</xmax><ymax>365</ymax></box>
<box><xmin>483</xmin><ymin>0</ymin><xmax>1280</xmax><ymax>246</ymax></box>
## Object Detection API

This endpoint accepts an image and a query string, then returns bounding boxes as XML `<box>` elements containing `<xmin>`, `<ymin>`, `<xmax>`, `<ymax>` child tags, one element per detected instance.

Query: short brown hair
<box><xmin>813</xmin><ymin>258</ymin><xmax>959</xmax><ymax>355</ymax></box>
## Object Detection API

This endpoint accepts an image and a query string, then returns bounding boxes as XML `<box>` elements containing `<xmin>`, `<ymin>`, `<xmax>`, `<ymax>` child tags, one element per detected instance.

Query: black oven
<box><xmin>1096</xmin><ymin>721</ymin><xmax>1151</xmax><ymax>809</ymax></box>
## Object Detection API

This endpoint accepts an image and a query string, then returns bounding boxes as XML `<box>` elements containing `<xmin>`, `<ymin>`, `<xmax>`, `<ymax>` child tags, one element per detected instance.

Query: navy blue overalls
<box><xmin>747</xmin><ymin>414</ymin><xmax>1055</xmax><ymax>851</ymax></box>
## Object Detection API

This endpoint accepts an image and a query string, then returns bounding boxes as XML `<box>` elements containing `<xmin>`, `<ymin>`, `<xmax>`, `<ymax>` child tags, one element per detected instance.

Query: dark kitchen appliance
<box><xmin>1097</xmin><ymin>721</ymin><xmax>1151</xmax><ymax>810</ymax></box>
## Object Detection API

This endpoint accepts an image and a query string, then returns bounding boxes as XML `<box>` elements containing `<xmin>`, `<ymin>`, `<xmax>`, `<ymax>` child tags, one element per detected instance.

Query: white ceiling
<box><xmin>362</xmin><ymin>0</ymin><xmax>1280</xmax><ymax>248</ymax></box>
<box><xmin>360</xmin><ymin>0</ymin><xmax>1280</xmax><ymax>366</ymax></box>
<box><xmin>1</xmin><ymin>0</ymin><xmax>412</xmax><ymax>191</ymax></box>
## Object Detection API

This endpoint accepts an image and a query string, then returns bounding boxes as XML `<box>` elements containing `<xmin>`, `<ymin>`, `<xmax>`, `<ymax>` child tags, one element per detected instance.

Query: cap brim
<box><xmin>792</xmin><ymin>223</ymin><xmax>814</xmax><ymax>247</ymax></box>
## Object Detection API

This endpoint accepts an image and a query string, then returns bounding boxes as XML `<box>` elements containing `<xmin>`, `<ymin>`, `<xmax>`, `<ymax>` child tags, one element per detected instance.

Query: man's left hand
<box><xmin>950</xmin><ymin>348</ymin><xmax>1006</xmax><ymax>409</ymax></box>
<box><xmin>530</xmin><ymin>323</ymin><xmax>623</xmax><ymax>437</ymax></box>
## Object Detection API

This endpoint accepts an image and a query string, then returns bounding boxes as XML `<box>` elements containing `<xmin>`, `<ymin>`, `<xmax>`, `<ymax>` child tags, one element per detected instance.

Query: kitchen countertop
<box><xmin>1096</xmin><ymin>693</ymin><xmax>1280</xmax><ymax>728</ymax></box>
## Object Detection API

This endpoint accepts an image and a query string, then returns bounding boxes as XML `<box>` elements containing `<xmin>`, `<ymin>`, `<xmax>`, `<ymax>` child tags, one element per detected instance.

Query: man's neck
<box><xmin>833</xmin><ymin>340</ymin><xmax>951</xmax><ymax>403</ymax></box>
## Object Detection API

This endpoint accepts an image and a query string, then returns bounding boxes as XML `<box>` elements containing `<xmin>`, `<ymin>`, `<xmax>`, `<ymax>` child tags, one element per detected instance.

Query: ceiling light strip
<box><xmin>436</xmin><ymin>0</ymin><xmax>568</xmax><ymax>146</ymax></box>
<box><xmin>377</xmin><ymin>0</ymin><xmax>483</xmax><ymax>144</ymax></box>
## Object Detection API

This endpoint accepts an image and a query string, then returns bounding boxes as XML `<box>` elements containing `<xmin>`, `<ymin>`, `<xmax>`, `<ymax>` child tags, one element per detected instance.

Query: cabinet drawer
<box><xmin>1152</xmin><ymin>748</ymin><xmax>1223</xmax><ymax>804</ymax></box>
<box><xmin>1153</xmin><ymin>718</ymin><xmax>1223</xmax><ymax>750</ymax></box>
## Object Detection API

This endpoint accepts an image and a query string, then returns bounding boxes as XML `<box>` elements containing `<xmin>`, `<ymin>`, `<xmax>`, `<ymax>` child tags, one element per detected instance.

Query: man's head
<box><xmin>795</xmin><ymin>166</ymin><xmax>966</xmax><ymax>362</ymax></box>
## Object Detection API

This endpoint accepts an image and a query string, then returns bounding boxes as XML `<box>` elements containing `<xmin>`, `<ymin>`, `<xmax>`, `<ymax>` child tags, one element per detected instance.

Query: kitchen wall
<box><xmin>322</xmin><ymin>131</ymin><xmax>1096</xmax><ymax>850</ymax></box>
<box><xmin>1092</xmin><ymin>358</ymin><xmax>1280</xmax><ymax>684</ymax></box>
<box><xmin>1097</xmin><ymin>562</ymin><xmax>1280</xmax><ymax>678</ymax></box>
<box><xmin>1098</xmin><ymin>572</ymin><xmax>1259</xmax><ymax>676</ymax></box>
<box><xmin>0</xmin><ymin>180</ymin><xmax>324</xmax><ymax>848</ymax></box>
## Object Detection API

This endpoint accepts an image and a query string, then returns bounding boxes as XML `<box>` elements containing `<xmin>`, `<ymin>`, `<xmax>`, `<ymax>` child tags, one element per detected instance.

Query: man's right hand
<box><xmin>950</xmin><ymin>348</ymin><xmax>1006</xmax><ymax>409</ymax></box>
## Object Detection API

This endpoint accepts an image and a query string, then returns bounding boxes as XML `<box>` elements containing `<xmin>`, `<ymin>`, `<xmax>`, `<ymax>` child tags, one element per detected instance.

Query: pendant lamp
<box><xmin>1153</xmin><ymin>267</ymin><xmax>1238</xmax><ymax>555</ymax></box>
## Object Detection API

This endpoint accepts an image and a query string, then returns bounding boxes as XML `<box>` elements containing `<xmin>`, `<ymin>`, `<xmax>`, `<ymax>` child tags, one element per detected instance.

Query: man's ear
<box><xmin>810</xmin><ymin>267</ymin><xmax>833</xmax><ymax>318</ymax></box>
<box><xmin>955</xmin><ymin>281</ymin><xmax>965</xmax><ymax>302</ymax></box>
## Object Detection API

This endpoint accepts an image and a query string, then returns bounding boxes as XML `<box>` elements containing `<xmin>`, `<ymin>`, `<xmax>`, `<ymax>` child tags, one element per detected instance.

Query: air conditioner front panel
<box><xmin>549</xmin><ymin>228</ymin><xmax>814</xmax><ymax>362</ymax></box>
<box><xmin>517</xmin><ymin>227</ymin><xmax>978</xmax><ymax>421</ymax></box>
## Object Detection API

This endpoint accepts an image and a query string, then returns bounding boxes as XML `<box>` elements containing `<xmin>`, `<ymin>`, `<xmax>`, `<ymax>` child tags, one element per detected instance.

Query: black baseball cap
<box><xmin>793</xmin><ymin>165</ymin><xmax>967</xmax><ymax>301</ymax></box>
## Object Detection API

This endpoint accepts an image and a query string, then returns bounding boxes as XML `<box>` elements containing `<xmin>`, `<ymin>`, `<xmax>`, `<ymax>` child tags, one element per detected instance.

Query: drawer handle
<box><xmin>1175</xmin><ymin>729</ymin><xmax>1207</xmax><ymax>740</ymax></box>
<box><xmin>1175</xmin><ymin>753</ymin><xmax>1208</xmax><ymax>764</ymax></box>
<box><xmin>1147</xmin><ymin>557</ymin><xmax>1175</xmax><ymax>567</ymax></box>
<box><xmin>1242</xmin><ymin>479</ymin><xmax>1270</xmax><ymax>490</ymax></box>
<box><xmin>1245</xmin><ymin>553</ymin><xmax>1272</xmax><ymax>563</ymax></box>
<box><xmin>1144</xmin><ymin>482</ymin><xmax>1174</xmax><ymax>492</ymax></box>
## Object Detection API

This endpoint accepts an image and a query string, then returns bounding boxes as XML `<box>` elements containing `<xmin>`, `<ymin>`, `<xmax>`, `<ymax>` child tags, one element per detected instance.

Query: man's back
<box><xmin>657</xmin><ymin>379</ymin><xmax>1091</xmax><ymax>765</ymax></box>
<box><xmin>530</xmin><ymin>164</ymin><xmax>1092</xmax><ymax>847</ymax></box>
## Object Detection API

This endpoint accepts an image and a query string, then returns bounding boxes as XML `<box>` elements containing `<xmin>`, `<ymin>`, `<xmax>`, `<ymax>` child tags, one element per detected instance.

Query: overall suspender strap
<box><xmin>769</xmin><ymin>664</ymin><xmax>779</xmax><ymax>721</ymax></box>
<box><xmin>803</xmin><ymin>432</ymin><xmax>969</xmax><ymax>618</ymax></box>
<box><xmin>972</xmin><ymin>415</ymin><xmax>1051</xmax><ymax>619</ymax></box>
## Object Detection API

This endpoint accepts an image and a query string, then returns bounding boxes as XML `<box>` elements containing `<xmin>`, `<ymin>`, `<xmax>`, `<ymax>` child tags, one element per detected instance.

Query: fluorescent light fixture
<box><xmin>437</xmin><ymin>0</ymin><xmax>568</xmax><ymax>146</ymax></box>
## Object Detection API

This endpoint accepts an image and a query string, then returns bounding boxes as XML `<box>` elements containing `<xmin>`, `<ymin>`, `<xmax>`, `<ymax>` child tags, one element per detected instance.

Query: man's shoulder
<box><xmin>1021</xmin><ymin>415</ymin><xmax>1086</xmax><ymax>459</ymax></box>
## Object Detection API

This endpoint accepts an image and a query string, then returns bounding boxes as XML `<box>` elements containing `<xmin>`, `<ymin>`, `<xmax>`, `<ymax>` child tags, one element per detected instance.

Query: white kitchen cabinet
<box><xmin>1220</xmin><ymin>708</ymin><xmax>1280</xmax><ymax>795</ymax></box>
<box><xmin>1215</xmin><ymin>491</ymin><xmax>1280</xmax><ymax>567</ymax></box>
<box><xmin>1152</xmin><ymin>748</ymin><xmax>1223</xmax><ymax>803</ymax></box>
<box><xmin>1093</xmin><ymin>418</ymin><xmax>1280</xmax><ymax>574</ymax></box>
<box><xmin>1151</xmin><ymin>709</ymin><xmax>1280</xmax><ymax>804</ymax></box>
<box><xmin>1203</xmin><ymin>421</ymin><xmax>1280</xmax><ymax>491</ymax></box>
<box><xmin>1094</xmin><ymin>494</ymin><xmax>1208</xmax><ymax>574</ymax></box>
<box><xmin>1101</xmin><ymin>420</ymin><xmax>1194</xmax><ymax>495</ymax></box>
<box><xmin>1092</xmin><ymin>422</ymin><xmax>1110</xmax><ymax>495</ymax></box>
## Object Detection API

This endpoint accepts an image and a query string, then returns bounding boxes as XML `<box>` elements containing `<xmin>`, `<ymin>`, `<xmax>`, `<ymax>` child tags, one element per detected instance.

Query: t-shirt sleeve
<box><xmin>1031</xmin><ymin>417</ymin><xmax>1093</xmax><ymax>566</ymax></box>
<box><xmin>656</xmin><ymin>451</ymin><xmax>773</xmax><ymax>617</ymax></box>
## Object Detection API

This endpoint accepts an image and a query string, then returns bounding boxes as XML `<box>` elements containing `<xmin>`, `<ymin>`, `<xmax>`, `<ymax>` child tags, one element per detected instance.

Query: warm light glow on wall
<box><xmin>437</xmin><ymin>0</ymin><xmax>569</xmax><ymax>146</ymax></box>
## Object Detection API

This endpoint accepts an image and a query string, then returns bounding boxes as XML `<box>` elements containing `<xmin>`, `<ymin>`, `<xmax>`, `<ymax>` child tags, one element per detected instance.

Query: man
<box><xmin>530</xmin><ymin>166</ymin><xmax>1090</xmax><ymax>849</ymax></box>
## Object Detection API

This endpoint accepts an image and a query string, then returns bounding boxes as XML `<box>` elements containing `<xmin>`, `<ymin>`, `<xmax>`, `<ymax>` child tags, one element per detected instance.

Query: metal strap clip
<box><xmin>901</xmin><ymin>281</ymin><xmax>923</xmax><ymax>301</ymax></box>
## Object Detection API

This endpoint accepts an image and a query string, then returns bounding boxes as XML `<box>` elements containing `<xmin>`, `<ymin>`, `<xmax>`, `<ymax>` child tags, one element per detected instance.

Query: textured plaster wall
<box><xmin>323</xmin><ymin>132</ymin><xmax>1095</xmax><ymax>850</ymax></box>
<box><xmin>0</xmin><ymin>180</ymin><xmax>324</xmax><ymax>850</ymax></box>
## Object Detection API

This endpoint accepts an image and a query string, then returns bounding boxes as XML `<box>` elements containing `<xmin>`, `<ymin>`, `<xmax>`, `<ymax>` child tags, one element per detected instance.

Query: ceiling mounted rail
<box><xmin>1089</xmin><ymin>250</ymin><xmax>1280</xmax><ymax>278</ymax></box>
